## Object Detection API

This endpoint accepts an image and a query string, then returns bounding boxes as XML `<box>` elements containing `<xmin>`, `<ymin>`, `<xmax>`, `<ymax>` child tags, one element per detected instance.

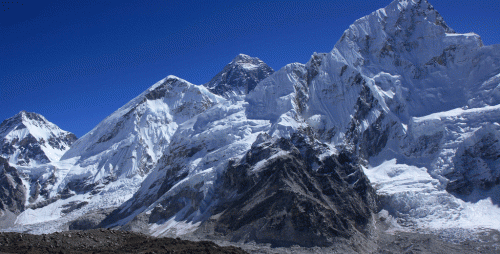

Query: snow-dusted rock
<box><xmin>204</xmin><ymin>54</ymin><xmax>274</xmax><ymax>98</ymax></box>
<box><xmin>0</xmin><ymin>111</ymin><xmax>77</xmax><ymax>166</ymax></box>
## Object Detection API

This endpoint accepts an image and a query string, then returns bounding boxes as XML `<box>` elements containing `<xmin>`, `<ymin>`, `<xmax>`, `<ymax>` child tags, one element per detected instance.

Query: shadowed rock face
<box><xmin>209</xmin><ymin>134</ymin><xmax>378</xmax><ymax>247</ymax></box>
<box><xmin>0</xmin><ymin>156</ymin><xmax>26</xmax><ymax>215</ymax></box>
<box><xmin>204</xmin><ymin>54</ymin><xmax>274</xmax><ymax>97</ymax></box>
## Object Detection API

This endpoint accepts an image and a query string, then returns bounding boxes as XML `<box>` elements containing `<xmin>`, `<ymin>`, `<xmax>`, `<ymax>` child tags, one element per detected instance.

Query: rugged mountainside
<box><xmin>3</xmin><ymin>0</ymin><xmax>500</xmax><ymax>250</ymax></box>
<box><xmin>0</xmin><ymin>111</ymin><xmax>77</xmax><ymax>166</ymax></box>
<box><xmin>0</xmin><ymin>157</ymin><xmax>26</xmax><ymax>217</ymax></box>
<box><xmin>207</xmin><ymin>134</ymin><xmax>377</xmax><ymax>247</ymax></box>
<box><xmin>6</xmin><ymin>76</ymin><xmax>227</xmax><ymax>233</ymax></box>
<box><xmin>59</xmin><ymin>76</ymin><xmax>222</xmax><ymax>193</ymax></box>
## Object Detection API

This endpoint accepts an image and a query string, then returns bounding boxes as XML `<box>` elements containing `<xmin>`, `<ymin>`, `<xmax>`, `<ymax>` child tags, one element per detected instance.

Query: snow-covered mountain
<box><xmin>3</xmin><ymin>0</ymin><xmax>500</xmax><ymax>248</ymax></box>
<box><xmin>0</xmin><ymin>111</ymin><xmax>77</xmax><ymax>166</ymax></box>
<box><xmin>59</xmin><ymin>76</ymin><xmax>222</xmax><ymax>193</ymax></box>
<box><xmin>3</xmin><ymin>76</ymin><xmax>225</xmax><ymax>233</ymax></box>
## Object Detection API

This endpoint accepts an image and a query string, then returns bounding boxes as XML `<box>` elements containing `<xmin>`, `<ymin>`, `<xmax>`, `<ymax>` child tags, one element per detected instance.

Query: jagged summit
<box><xmin>387</xmin><ymin>0</ymin><xmax>454</xmax><ymax>32</ymax></box>
<box><xmin>204</xmin><ymin>53</ymin><xmax>274</xmax><ymax>97</ymax></box>
<box><xmin>0</xmin><ymin>111</ymin><xmax>77</xmax><ymax>166</ymax></box>
<box><xmin>1</xmin><ymin>111</ymin><xmax>44</xmax><ymax>127</ymax></box>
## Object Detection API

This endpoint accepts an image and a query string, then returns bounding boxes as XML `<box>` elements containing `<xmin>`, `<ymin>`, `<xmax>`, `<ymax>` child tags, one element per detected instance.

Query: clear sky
<box><xmin>1</xmin><ymin>0</ymin><xmax>499</xmax><ymax>137</ymax></box>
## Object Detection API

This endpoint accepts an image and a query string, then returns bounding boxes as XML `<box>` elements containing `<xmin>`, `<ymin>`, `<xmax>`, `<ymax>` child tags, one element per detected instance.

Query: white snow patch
<box><xmin>364</xmin><ymin>160</ymin><xmax>500</xmax><ymax>232</ymax></box>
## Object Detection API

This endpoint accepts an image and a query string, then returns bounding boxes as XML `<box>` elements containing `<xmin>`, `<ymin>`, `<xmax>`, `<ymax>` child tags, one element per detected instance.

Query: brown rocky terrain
<box><xmin>0</xmin><ymin>229</ymin><xmax>247</xmax><ymax>254</ymax></box>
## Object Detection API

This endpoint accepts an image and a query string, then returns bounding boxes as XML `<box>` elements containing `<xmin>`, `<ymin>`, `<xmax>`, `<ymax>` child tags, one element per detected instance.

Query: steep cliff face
<box><xmin>0</xmin><ymin>157</ymin><xmax>26</xmax><ymax>217</ymax></box>
<box><xmin>209</xmin><ymin>134</ymin><xmax>377</xmax><ymax>247</ymax></box>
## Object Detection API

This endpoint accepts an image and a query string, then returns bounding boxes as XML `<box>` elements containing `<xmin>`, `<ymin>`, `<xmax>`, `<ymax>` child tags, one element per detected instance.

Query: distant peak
<box><xmin>1</xmin><ymin>111</ymin><xmax>47</xmax><ymax>134</ymax></box>
<box><xmin>15</xmin><ymin>110</ymin><xmax>28</xmax><ymax>118</ymax></box>
<box><xmin>205</xmin><ymin>54</ymin><xmax>274</xmax><ymax>97</ymax></box>
<box><xmin>15</xmin><ymin>110</ymin><xmax>46</xmax><ymax>122</ymax></box>
<box><xmin>230</xmin><ymin>54</ymin><xmax>263</xmax><ymax>64</ymax></box>
<box><xmin>232</xmin><ymin>53</ymin><xmax>252</xmax><ymax>61</ymax></box>
<box><xmin>165</xmin><ymin>75</ymin><xmax>181</xmax><ymax>81</ymax></box>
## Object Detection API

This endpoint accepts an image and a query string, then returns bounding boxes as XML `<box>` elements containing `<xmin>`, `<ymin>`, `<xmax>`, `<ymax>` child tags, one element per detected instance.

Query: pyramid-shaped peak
<box><xmin>1</xmin><ymin>111</ymin><xmax>45</xmax><ymax>129</ymax></box>
<box><xmin>1</xmin><ymin>111</ymin><xmax>77</xmax><ymax>165</ymax></box>
<box><xmin>228</xmin><ymin>54</ymin><xmax>269</xmax><ymax>68</ymax></box>
<box><xmin>205</xmin><ymin>54</ymin><xmax>274</xmax><ymax>97</ymax></box>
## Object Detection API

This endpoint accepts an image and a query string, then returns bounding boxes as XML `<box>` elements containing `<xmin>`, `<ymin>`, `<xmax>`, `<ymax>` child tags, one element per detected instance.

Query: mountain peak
<box><xmin>231</xmin><ymin>53</ymin><xmax>253</xmax><ymax>63</ymax></box>
<box><xmin>1</xmin><ymin>111</ymin><xmax>42</xmax><ymax>132</ymax></box>
<box><xmin>204</xmin><ymin>54</ymin><xmax>274</xmax><ymax>97</ymax></box>
<box><xmin>15</xmin><ymin>110</ymin><xmax>47</xmax><ymax>123</ymax></box>
<box><xmin>388</xmin><ymin>0</ymin><xmax>453</xmax><ymax>32</ymax></box>
<box><xmin>165</xmin><ymin>75</ymin><xmax>181</xmax><ymax>81</ymax></box>
<box><xmin>0</xmin><ymin>112</ymin><xmax>77</xmax><ymax>166</ymax></box>
<box><xmin>329</xmin><ymin>0</ymin><xmax>481</xmax><ymax>77</ymax></box>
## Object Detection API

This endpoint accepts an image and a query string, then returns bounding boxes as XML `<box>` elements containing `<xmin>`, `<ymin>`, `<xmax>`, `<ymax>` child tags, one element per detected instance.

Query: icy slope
<box><xmin>324</xmin><ymin>0</ymin><xmax>500</xmax><ymax>233</ymax></box>
<box><xmin>299</xmin><ymin>0</ymin><xmax>500</xmax><ymax>149</ymax></box>
<box><xmin>402</xmin><ymin>105</ymin><xmax>500</xmax><ymax>202</ymax></box>
<box><xmin>59</xmin><ymin>76</ymin><xmax>223</xmax><ymax>192</ymax></box>
<box><xmin>364</xmin><ymin>159</ymin><xmax>500</xmax><ymax>232</ymax></box>
<box><xmin>0</xmin><ymin>111</ymin><xmax>77</xmax><ymax>166</ymax></box>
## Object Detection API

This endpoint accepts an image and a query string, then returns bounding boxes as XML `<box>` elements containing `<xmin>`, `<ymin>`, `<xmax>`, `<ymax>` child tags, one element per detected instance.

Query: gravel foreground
<box><xmin>0</xmin><ymin>229</ymin><xmax>247</xmax><ymax>254</ymax></box>
<box><xmin>0</xmin><ymin>228</ymin><xmax>499</xmax><ymax>254</ymax></box>
<box><xmin>212</xmin><ymin>232</ymin><xmax>500</xmax><ymax>254</ymax></box>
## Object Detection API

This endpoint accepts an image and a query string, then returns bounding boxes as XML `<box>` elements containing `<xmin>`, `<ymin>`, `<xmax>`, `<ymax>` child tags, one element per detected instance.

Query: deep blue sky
<box><xmin>1</xmin><ymin>0</ymin><xmax>499</xmax><ymax>137</ymax></box>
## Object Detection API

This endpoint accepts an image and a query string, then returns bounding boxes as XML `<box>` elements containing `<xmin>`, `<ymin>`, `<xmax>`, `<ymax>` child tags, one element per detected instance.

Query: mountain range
<box><xmin>1</xmin><ymin>0</ymin><xmax>500</xmax><ymax>250</ymax></box>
